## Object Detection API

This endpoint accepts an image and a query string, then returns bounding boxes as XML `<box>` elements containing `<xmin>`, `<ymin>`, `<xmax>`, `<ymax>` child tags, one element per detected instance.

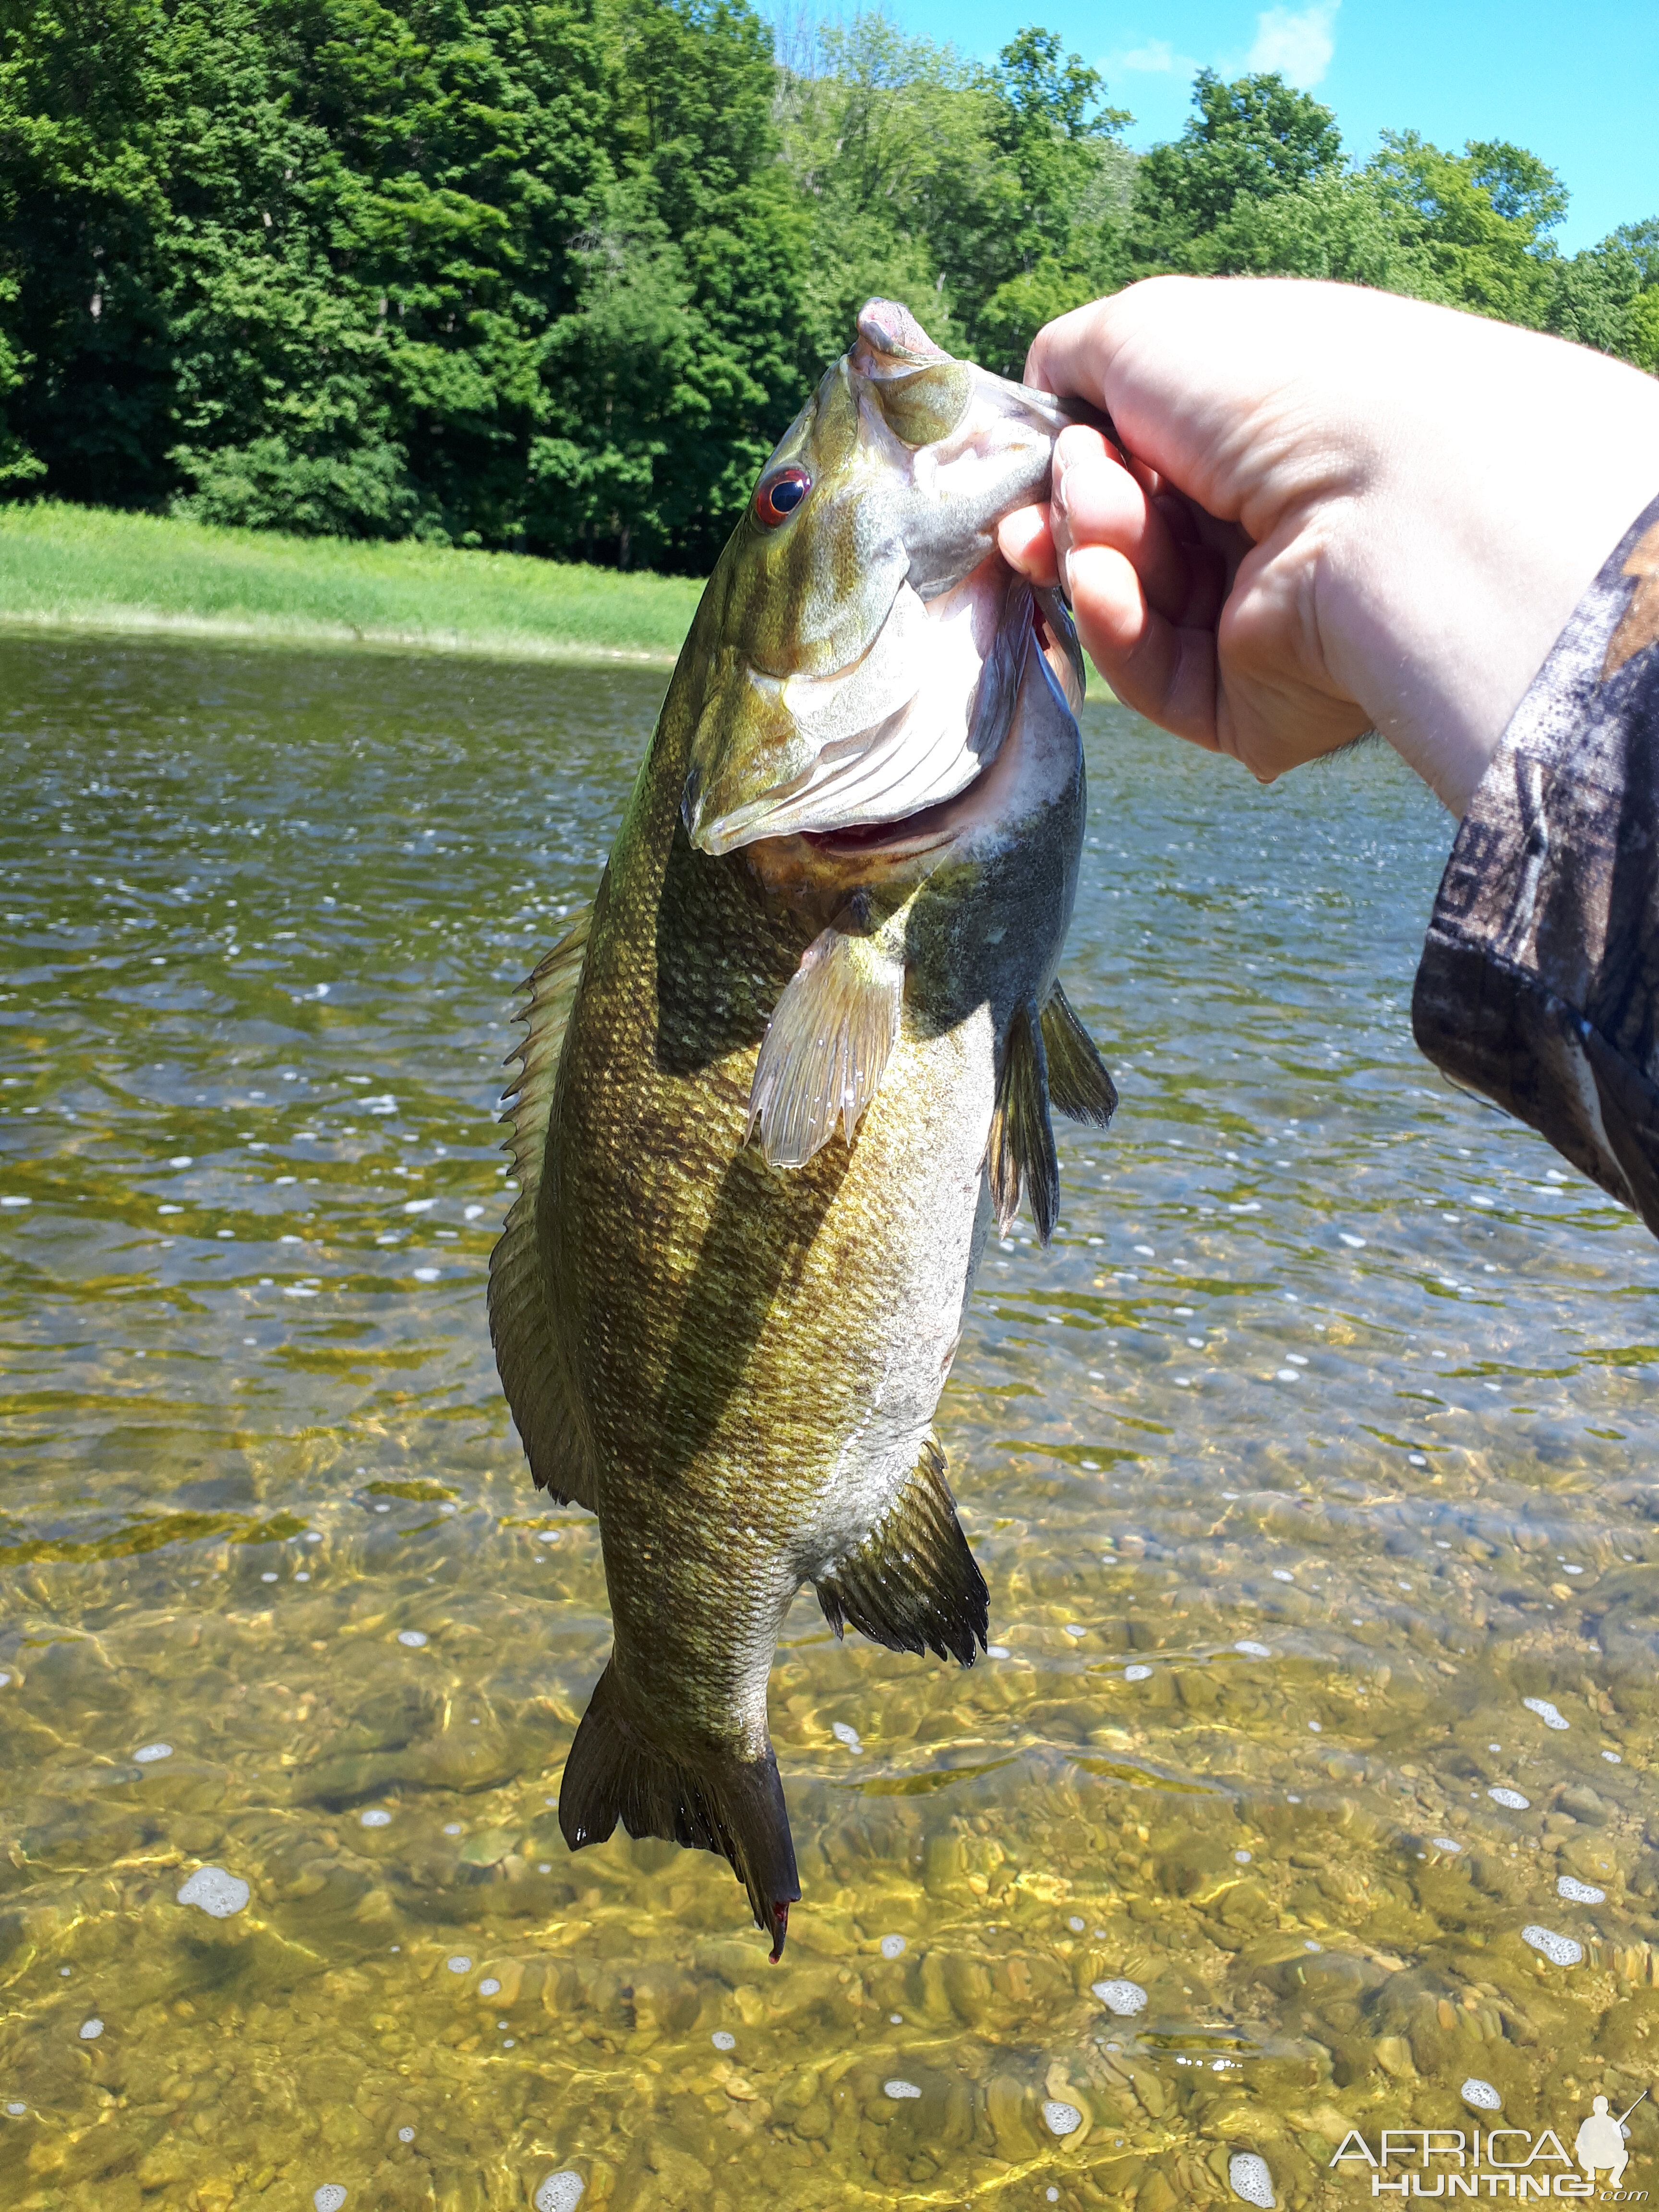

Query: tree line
<box><xmin>1</xmin><ymin>0</ymin><xmax>1653</xmax><ymax>572</ymax></box>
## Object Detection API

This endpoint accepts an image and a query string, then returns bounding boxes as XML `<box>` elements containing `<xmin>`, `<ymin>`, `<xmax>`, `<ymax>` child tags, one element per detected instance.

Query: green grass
<box><xmin>0</xmin><ymin>501</ymin><xmax>704</xmax><ymax>663</ymax></box>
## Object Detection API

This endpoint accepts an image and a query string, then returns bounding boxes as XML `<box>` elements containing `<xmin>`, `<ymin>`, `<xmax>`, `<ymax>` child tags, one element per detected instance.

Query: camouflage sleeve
<box><xmin>1412</xmin><ymin>492</ymin><xmax>1659</xmax><ymax>1232</ymax></box>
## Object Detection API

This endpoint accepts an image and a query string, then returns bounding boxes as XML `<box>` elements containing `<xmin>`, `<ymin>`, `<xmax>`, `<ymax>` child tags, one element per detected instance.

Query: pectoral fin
<box><xmin>488</xmin><ymin>900</ymin><xmax>599</xmax><ymax>1512</ymax></box>
<box><xmin>815</xmin><ymin>1435</ymin><xmax>988</xmax><ymax>1666</ymax></box>
<box><xmin>746</xmin><ymin>905</ymin><xmax>904</xmax><ymax>1168</ymax></box>
<box><xmin>989</xmin><ymin>995</ymin><xmax>1059</xmax><ymax>1242</ymax></box>
<box><xmin>1041</xmin><ymin>983</ymin><xmax>1118</xmax><ymax>1127</ymax></box>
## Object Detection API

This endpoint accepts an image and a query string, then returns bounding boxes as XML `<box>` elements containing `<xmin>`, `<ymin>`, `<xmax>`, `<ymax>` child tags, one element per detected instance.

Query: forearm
<box><xmin>1414</xmin><ymin>491</ymin><xmax>1659</xmax><ymax>1226</ymax></box>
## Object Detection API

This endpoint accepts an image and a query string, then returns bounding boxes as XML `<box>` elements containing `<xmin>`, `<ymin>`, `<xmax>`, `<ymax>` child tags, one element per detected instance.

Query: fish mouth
<box><xmin>744</xmin><ymin>590</ymin><xmax>1079</xmax><ymax>895</ymax></box>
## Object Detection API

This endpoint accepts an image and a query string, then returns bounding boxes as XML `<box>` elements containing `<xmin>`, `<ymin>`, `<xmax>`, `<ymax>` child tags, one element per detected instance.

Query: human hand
<box><xmin>999</xmin><ymin>276</ymin><xmax>1659</xmax><ymax>813</ymax></box>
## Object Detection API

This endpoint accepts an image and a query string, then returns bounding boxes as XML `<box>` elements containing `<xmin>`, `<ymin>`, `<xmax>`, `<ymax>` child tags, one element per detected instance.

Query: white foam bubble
<box><xmin>1522</xmin><ymin>1697</ymin><xmax>1568</xmax><ymax>1731</ymax></box>
<box><xmin>397</xmin><ymin>1630</ymin><xmax>428</xmax><ymax>1648</ymax></box>
<box><xmin>1044</xmin><ymin>2099</ymin><xmax>1082</xmax><ymax>2137</ymax></box>
<box><xmin>831</xmin><ymin>1722</ymin><xmax>861</xmax><ymax>1750</ymax></box>
<box><xmin>884</xmin><ymin>2079</ymin><xmax>922</xmax><ymax>2100</ymax></box>
<box><xmin>177</xmin><ymin>1866</ymin><xmax>250</xmax><ymax>1919</ymax></box>
<box><xmin>478</xmin><ymin>1978</ymin><xmax>501</xmax><ymax>1997</ymax></box>
<box><xmin>1068</xmin><ymin>1916</ymin><xmax>1085</xmax><ymax>1932</ymax></box>
<box><xmin>412</xmin><ymin>1268</ymin><xmax>440</xmax><ymax>1282</ymax></box>
<box><xmin>446</xmin><ymin>1956</ymin><xmax>472</xmax><ymax>1973</ymax></box>
<box><xmin>1522</xmin><ymin>1924</ymin><xmax>1582</xmax><ymax>1966</ymax></box>
<box><xmin>1556</xmin><ymin>1875</ymin><xmax>1604</xmax><ymax>1904</ymax></box>
<box><xmin>986</xmin><ymin>1644</ymin><xmax>1010</xmax><ymax>1659</ymax></box>
<box><xmin>314</xmin><ymin>2188</ymin><xmax>348</xmax><ymax>2212</ymax></box>
<box><xmin>1603</xmin><ymin>1749</ymin><xmax>1623</xmax><ymax>1763</ymax></box>
<box><xmin>1234</xmin><ymin>1640</ymin><xmax>1270</xmax><ymax>1658</ymax></box>
<box><xmin>1093</xmin><ymin>1978</ymin><xmax>1147</xmax><ymax>2016</ymax></box>
<box><xmin>397</xmin><ymin>2127</ymin><xmax>414</xmax><ymax>2142</ymax></box>
<box><xmin>533</xmin><ymin>2176</ymin><xmax>585</xmax><ymax>2212</ymax></box>
<box><xmin>879</xmin><ymin>1934</ymin><xmax>906</xmax><ymax>1959</ymax></box>
<box><xmin>1230</xmin><ymin>2151</ymin><xmax>1275</xmax><ymax>2206</ymax></box>
<box><xmin>79</xmin><ymin>2019</ymin><xmax>103</xmax><ymax>2040</ymax></box>
<box><xmin>1488</xmin><ymin>1787</ymin><xmax>1530</xmax><ymax>1809</ymax></box>
<box><xmin>403</xmin><ymin>1199</ymin><xmax>434</xmax><ymax>1214</ymax></box>
<box><xmin>1124</xmin><ymin>1664</ymin><xmax>1153</xmax><ymax>1682</ymax></box>
<box><xmin>711</xmin><ymin>2031</ymin><xmax>735</xmax><ymax>2050</ymax></box>
<box><xmin>360</xmin><ymin>1809</ymin><xmax>391</xmax><ymax>1828</ymax></box>
<box><xmin>6</xmin><ymin>2101</ymin><xmax>25</xmax><ymax>2113</ymax></box>
<box><xmin>132</xmin><ymin>1743</ymin><xmax>172</xmax><ymax>1764</ymax></box>
<box><xmin>1461</xmin><ymin>2079</ymin><xmax>1502</xmax><ymax>2111</ymax></box>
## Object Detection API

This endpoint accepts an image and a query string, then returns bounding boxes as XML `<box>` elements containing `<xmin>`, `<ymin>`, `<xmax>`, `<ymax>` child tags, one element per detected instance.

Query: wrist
<box><xmin>1330</xmin><ymin>348</ymin><xmax>1659</xmax><ymax>817</ymax></box>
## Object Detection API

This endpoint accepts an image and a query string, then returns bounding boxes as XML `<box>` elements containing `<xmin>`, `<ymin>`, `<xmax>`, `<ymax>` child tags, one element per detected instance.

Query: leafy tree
<box><xmin>778</xmin><ymin>13</ymin><xmax>1134</xmax><ymax>377</ymax></box>
<box><xmin>0</xmin><ymin>7</ymin><xmax>1651</xmax><ymax>568</ymax></box>
<box><xmin>1131</xmin><ymin>70</ymin><xmax>1343</xmax><ymax>267</ymax></box>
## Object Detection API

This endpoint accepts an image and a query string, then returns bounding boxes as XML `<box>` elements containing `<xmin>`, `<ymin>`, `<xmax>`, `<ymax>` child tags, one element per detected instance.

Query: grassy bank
<box><xmin>0</xmin><ymin>499</ymin><xmax>1114</xmax><ymax>696</ymax></box>
<box><xmin>0</xmin><ymin>501</ymin><xmax>704</xmax><ymax>663</ymax></box>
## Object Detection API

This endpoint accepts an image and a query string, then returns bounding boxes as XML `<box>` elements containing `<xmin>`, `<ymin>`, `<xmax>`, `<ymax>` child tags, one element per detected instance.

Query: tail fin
<box><xmin>559</xmin><ymin>1661</ymin><xmax>801</xmax><ymax>1960</ymax></box>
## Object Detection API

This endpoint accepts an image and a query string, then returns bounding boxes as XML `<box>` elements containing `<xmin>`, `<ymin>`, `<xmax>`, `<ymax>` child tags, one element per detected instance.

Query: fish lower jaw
<box><xmin>743</xmin><ymin>780</ymin><xmax>997</xmax><ymax>902</ymax></box>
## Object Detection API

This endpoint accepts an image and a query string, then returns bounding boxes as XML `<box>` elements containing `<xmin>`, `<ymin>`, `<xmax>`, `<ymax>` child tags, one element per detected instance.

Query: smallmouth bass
<box><xmin>490</xmin><ymin>301</ymin><xmax>1115</xmax><ymax>1957</ymax></box>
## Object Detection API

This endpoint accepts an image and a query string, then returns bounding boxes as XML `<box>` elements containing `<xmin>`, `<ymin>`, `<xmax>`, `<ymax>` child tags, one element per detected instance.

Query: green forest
<box><xmin>2</xmin><ymin>0</ymin><xmax>1655</xmax><ymax>573</ymax></box>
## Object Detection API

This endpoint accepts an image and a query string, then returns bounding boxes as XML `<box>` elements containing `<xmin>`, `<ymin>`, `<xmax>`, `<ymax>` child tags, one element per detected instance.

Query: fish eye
<box><xmin>753</xmin><ymin>465</ymin><xmax>811</xmax><ymax>529</ymax></box>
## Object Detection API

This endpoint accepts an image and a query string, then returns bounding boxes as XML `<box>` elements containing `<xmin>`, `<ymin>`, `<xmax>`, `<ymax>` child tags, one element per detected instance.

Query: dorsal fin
<box><xmin>988</xmin><ymin>995</ymin><xmax>1059</xmax><ymax>1242</ymax></box>
<box><xmin>1041</xmin><ymin>983</ymin><xmax>1118</xmax><ymax>1126</ymax></box>
<box><xmin>487</xmin><ymin>899</ymin><xmax>598</xmax><ymax>1510</ymax></box>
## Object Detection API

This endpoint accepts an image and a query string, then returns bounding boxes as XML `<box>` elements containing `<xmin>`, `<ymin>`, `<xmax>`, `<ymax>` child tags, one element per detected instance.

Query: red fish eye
<box><xmin>753</xmin><ymin>466</ymin><xmax>811</xmax><ymax>528</ymax></box>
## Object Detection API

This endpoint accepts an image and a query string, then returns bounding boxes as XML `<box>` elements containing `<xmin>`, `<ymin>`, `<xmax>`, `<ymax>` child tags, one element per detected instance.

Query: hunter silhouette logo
<box><xmin>1576</xmin><ymin>2095</ymin><xmax>1646</xmax><ymax>2193</ymax></box>
<box><xmin>1329</xmin><ymin>2090</ymin><xmax>1648</xmax><ymax>2198</ymax></box>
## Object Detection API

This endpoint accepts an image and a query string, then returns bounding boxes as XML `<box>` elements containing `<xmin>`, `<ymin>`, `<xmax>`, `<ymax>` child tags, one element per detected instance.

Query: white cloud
<box><xmin>1245</xmin><ymin>0</ymin><xmax>1339</xmax><ymax>88</ymax></box>
<box><xmin>1110</xmin><ymin>37</ymin><xmax>1179</xmax><ymax>73</ymax></box>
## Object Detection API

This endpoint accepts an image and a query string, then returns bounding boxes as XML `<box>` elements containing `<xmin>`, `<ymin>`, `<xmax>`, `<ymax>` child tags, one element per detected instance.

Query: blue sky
<box><xmin>874</xmin><ymin>0</ymin><xmax>1658</xmax><ymax>250</ymax></box>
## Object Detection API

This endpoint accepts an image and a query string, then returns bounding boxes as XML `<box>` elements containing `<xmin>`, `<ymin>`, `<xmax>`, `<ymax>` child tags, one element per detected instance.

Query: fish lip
<box><xmin>796</xmin><ymin>797</ymin><xmax>964</xmax><ymax>865</ymax></box>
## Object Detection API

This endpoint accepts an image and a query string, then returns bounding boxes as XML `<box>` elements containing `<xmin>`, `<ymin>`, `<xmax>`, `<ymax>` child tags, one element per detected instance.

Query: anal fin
<box><xmin>1041</xmin><ymin>983</ymin><xmax>1118</xmax><ymax>1127</ymax></box>
<box><xmin>487</xmin><ymin>899</ymin><xmax>599</xmax><ymax>1511</ymax></box>
<box><xmin>989</xmin><ymin>995</ymin><xmax>1059</xmax><ymax>1242</ymax></box>
<box><xmin>746</xmin><ymin>899</ymin><xmax>904</xmax><ymax>1168</ymax></box>
<box><xmin>560</xmin><ymin>1660</ymin><xmax>801</xmax><ymax>1959</ymax></box>
<box><xmin>815</xmin><ymin>1436</ymin><xmax>988</xmax><ymax>1667</ymax></box>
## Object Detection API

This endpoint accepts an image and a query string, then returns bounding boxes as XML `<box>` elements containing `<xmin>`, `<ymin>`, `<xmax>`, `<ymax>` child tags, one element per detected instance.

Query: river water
<box><xmin>1</xmin><ymin>631</ymin><xmax>1656</xmax><ymax>2212</ymax></box>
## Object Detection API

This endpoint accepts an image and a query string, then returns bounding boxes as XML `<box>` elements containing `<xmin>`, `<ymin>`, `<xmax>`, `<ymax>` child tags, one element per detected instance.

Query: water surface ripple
<box><xmin>1</xmin><ymin>635</ymin><xmax>1656</xmax><ymax>2210</ymax></box>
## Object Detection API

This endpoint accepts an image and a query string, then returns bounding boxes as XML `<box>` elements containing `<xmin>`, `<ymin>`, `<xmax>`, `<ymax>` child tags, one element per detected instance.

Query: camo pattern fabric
<box><xmin>1413</xmin><ymin>490</ymin><xmax>1659</xmax><ymax>1234</ymax></box>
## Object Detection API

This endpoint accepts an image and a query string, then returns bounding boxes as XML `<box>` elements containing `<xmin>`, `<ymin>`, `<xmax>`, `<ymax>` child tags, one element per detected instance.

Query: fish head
<box><xmin>682</xmin><ymin>299</ymin><xmax>1081</xmax><ymax>862</ymax></box>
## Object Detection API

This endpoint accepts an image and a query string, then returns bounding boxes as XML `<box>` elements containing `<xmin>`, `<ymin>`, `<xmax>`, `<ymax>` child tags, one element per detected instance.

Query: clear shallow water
<box><xmin>1</xmin><ymin>632</ymin><xmax>1657</xmax><ymax>2212</ymax></box>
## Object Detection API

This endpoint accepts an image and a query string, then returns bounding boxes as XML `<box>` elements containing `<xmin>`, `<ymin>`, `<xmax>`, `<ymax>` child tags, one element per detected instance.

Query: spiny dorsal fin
<box><xmin>560</xmin><ymin>1660</ymin><xmax>801</xmax><ymax>1959</ymax></box>
<box><xmin>1041</xmin><ymin>983</ymin><xmax>1118</xmax><ymax>1127</ymax></box>
<box><xmin>487</xmin><ymin>900</ymin><xmax>598</xmax><ymax>1511</ymax></box>
<box><xmin>989</xmin><ymin>995</ymin><xmax>1059</xmax><ymax>1242</ymax></box>
<box><xmin>814</xmin><ymin>1435</ymin><xmax>988</xmax><ymax>1667</ymax></box>
<box><xmin>746</xmin><ymin>902</ymin><xmax>904</xmax><ymax>1169</ymax></box>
